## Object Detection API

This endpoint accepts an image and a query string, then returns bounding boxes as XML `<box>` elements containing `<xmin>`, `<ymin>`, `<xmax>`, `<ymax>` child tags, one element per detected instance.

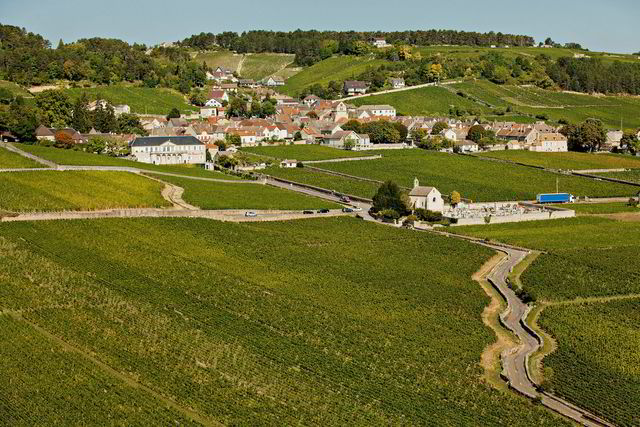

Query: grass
<box><xmin>0</xmin><ymin>80</ymin><xmax>34</xmax><ymax>98</ymax></box>
<box><xmin>194</xmin><ymin>49</ymin><xmax>244</xmax><ymax>71</ymax></box>
<box><xmin>241</xmin><ymin>53</ymin><xmax>295</xmax><ymax>80</ymax></box>
<box><xmin>0</xmin><ymin>315</ymin><xmax>196</xmax><ymax>426</ymax></box>
<box><xmin>539</xmin><ymin>299</ymin><xmax>640</xmax><ymax>427</ymax></box>
<box><xmin>351</xmin><ymin>85</ymin><xmax>493</xmax><ymax>116</ymax></box>
<box><xmin>15</xmin><ymin>144</ymin><xmax>239</xmax><ymax>179</ymax></box>
<box><xmin>316</xmin><ymin>149</ymin><xmax>638</xmax><ymax>202</ymax></box>
<box><xmin>552</xmin><ymin>202</ymin><xmax>640</xmax><ymax>214</ymax></box>
<box><xmin>266</xmin><ymin>167</ymin><xmax>380</xmax><ymax>199</ymax></box>
<box><xmin>595</xmin><ymin>169</ymin><xmax>640</xmax><ymax>183</ymax></box>
<box><xmin>0</xmin><ymin>147</ymin><xmax>44</xmax><ymax>169</ymax></box>
<box><xmin>241</xmin><ymin>145</ymin><xmax>370</xmax><ymax>161</ymax></box>
<box><xmin>62</xmin><ymin>85</ymin><xmax>198</xmax><ymax>115</ymax></box>
<box><xmin>476</xmin><ymin>150</ymin><xmax>640</xmax><ymax>170</ymax></box>
<box><xmin>452</xmin><ymin>216</ymin><xmax>640</xmax><ymax>300</ymax></box>
<box><xmin>0</xmin><ymin>171</ymin><xmax>169</xmax><ymax>212</ymax></box>
<box><xmin>157</xmin><ymin>175</ymin><xmax>340</xmax><ymax>210</ymax></box>
<box><xmin>0</xmin><ymin>217</ymin><xmax>568</xmax><ymax>426</ymax></box>
<box><xmin>280</xmin><ymin>56</ymin><xmax>388</xmax><ymax>97</ymax></box>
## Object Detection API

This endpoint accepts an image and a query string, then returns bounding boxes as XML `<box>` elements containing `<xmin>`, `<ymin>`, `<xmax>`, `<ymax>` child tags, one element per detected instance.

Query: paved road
<box><xmin>337</xmin><ymin>79</ymin><xmax>462</xmax><ymax>102</ymax></box>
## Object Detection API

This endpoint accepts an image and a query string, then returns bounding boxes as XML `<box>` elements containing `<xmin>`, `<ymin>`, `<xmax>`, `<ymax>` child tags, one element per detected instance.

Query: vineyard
<box><xmin>476</xmin><ymin>150</ymin><xmax>640</xmax><ymax>171</ymax></box>
<box><xmin>0</xmin><ymin>217</ymin><xmax>567</xmax><ymax>426</ymax></box>
<box><xmin>0</xmin><ymin>146</ymin><xmax>43</xmax><ymax>169</ymax></box>
<box><xmin>0</xmin><ymin>171</ymin><xmax>169</xmax><ymax>212</ymax></box>
<box><xmin>595</xmin><ymin>169</ymin><xmax>640</xmax><ymax>184</ymax></box>
<box><xmin>15</xmin><ymin>144</ymin><xmax>237</xmax><ymax>179</ymax></box>
<box><xmin>156</xmin><ymin>175</ymin><xmax>339</xmax><ymax>210</ymax></box>
<box><xmin>266</xmin><ymin>167</ymin><xmax>380</xmax><ymax>198</ymax></box>
<box><xmin>552</xmin><ymin>202</ymin><xmax>640</xmax><ymax>214</ymax></box>
<box><xmin>539</xmin><ymin>299</ymin><xmax>640</xmax><ymax>427</ymax></box>
<box><xmin>316</xmin><ymin>150</ymin><xmax>637</xmax><ymax>202</ymax></box>
<box><xmin>240</xmin><ymin>145</ymin><xmax>367</xmax><ymax>161</ymax></box>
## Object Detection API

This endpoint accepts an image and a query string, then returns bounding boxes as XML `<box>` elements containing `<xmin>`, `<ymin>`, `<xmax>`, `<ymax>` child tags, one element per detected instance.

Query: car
<box><xmin>317</xmin><ymin>208</ymin><xmax>330</xmax><ymax>214</ymax></box>
<box><xmin>342</xmin><ymin>207</ymin><xmax>354</xmax><ymax>213</ymax></box>
<box><xmin>303</xmin><ymin>210</ymin><xmax>314</xmax><ymax>214</ymax></box>
<box><xmin>340</xmin><ymin>196</ymin><xmax>351</xmax><ymax>203</ymax></box>
<box><xmin>244</xmin><ymin>211</ymin><xmax>257</xmax><ymax>217</ymax></box>
<box><xmin>351</xmin><ymin>207</ymin><xmax>363</xmax><ymax>212</ymax></box>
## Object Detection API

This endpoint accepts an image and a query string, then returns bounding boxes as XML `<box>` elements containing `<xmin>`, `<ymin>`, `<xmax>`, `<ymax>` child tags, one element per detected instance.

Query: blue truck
<box><xmin>536</xmin><ymin>193</ymin><xmax>575</xmax><ymax>204</ymax></box>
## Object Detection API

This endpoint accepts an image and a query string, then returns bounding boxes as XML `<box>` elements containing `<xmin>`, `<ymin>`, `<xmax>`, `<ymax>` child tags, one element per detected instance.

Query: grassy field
<box><xmin>316</xmin><ymin>150</ymin><xmax>637</xmax><ymax>202</ymax></box>
<box><xmin>280</xmin><ymin>56</ymin><xmax>388</xmax><ymax>97</ymax></box>
<box><xmin>157</xmin><ymin>175</ymin><xmax>339</xmax><ymax>210</ymax></box>
<box><xmin>241</xmin><ymin>53</ymin><xmax>296</xmax><ymax>80</ymax></box>
<box><xmin>194</xmin><ymin>50</ymin><xmax>244</xmax><ymax>71</ymax></box>
<box><xmin>241</xmin><ymin>145</ymin><xmax>370</xmax><ymax>161</ymax></box>
<box><xmin>351</xmin><ymin>85</ymin><xmax>493</xmax><ymax>116</ymax></box>
<box><xmin>539</xmin><ymin>299</ymin><xmax>640</xmax><ymax>427</ymax></box>
<box><xmin>63</xmin><ymin>85</ymin><xmax>197</xmax><ymax>115</ymax></box>
<box><xmin>476</xmin><ymin>150</ymin><xmax>640</xmax><ymax>170</ymax></box>
<box><xmin>15</xmin><ymin>144</ymin><xmax>238</xmax><ymax>179</ymax></box>
<box><xmin>453</xmin><ymin>216</ymin><xmax>640</xmax><ymax>300</ymax></box>
<box><xmin>0</xmin><ymin>147</ymin><xmax>44</xmax><ymax>169</ymax></box>
<box><xmin>0</xmin><ymin>80</ymin><xmax>34</xmax><ymax>99</ymax></box>
<box><xmin>0</xmin><ymin>217</ymin><xmax>568</xmax><ymax>426</ymax></box>
<box><xmin>595</xmin><ymin>169</ymin><xmax>640</xmax><ymax>183</ymax></box>
<box><xmin>0</xmin><ymin>171</ymin><xmax>169</xmax><ymax>212</ymax></box>
<box><xmin>266</xmin><ymin>167</ymin><xmax>380</xmax><ymax>198</ymax></box>
<box><xmin>552</xmin><ymin>202</ymin><xmax>640</xmax><ymax>214</ymax></box>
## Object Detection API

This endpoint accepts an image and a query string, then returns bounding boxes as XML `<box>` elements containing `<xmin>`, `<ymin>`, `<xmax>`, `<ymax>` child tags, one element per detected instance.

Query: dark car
<box><xmin>303</xmin><ymin>210</ymin><xmax>314</xmax><ymax>214</ymax></box>
<box><xmin>342</xmin><ymin>207</ymin><xmax>354</xmax><ymax>213</ymax></box>
<box><xmin>317</xmin><ymin>208</ymin><xmax>330</xmax><ymax>213</ymax></box>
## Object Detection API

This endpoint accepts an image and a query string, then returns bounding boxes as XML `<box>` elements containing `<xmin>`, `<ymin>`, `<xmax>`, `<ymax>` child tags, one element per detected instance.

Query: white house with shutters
<box><xmin>130</xmin><ymin>136</ymin><xmax>206</xmax><ymax>165</ymax></box>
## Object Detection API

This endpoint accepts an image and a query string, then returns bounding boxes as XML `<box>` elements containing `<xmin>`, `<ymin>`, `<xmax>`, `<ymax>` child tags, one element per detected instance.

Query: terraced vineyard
<box><xmin>0</xmin><ymin>146</ymin><xmax>43</xmax><ymax>169</ymax></box>
<box><xmin>63</xmin><ymin>85</ymin><xmax>198</xmax><ymax>115</ymax></box>
<box><xmin>0</xmin><ymin>217</ymin><xmax>568</xmax><ymax>426</ymax></box>
<box><xmin>266</xmin><ymin>167</ymin><xmax>380</xmax><ymax>198</ymax></box>
<box><xmin>595</xmin><ymin>169</ymin><xmax>640</xmax><ymax>183</ymax></box>
<box><xmin>477</xmin><ymin>150</ymin><xmax>640</xmax><ymax>170</ymax></box>
<box><xmin>15</xmin><ymin>144</ymin><xmax>237</xmax><ymax>179</ymax></box>
<box><xmin>317</xmin><ymin>150</ymin><xmax>637</xmax><ymax>202</ymax></box>
<box><xmin>539</xmin><ymin>299</ymin><xmax>640</xmax><ymax>427</ymax></box>
<box><xmin>0</xmin><ymin>171</ymin><xmax>169</xmax><ymax>212</ymax></box>
<box><xmin>157</xmin><ymin>175</ymin><xmax>339</xmax><ymax>210</ymax></box>
<box><xmin>241</xmin><ymin>145</ymin><xmax>368</xmax><ymax>161</ymax></box>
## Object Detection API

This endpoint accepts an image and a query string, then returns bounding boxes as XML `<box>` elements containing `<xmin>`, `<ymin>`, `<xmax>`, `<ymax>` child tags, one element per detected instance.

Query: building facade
<box><xmin>130</xmin><ymin>136</ymin><xmax>206</xmax><ymax>165</ymax></box>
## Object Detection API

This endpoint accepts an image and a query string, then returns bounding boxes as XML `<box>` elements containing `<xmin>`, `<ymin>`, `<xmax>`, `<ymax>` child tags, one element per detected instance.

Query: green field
<box><xmin>0</xmin><ymin>217</ymin><xmax>567</xmax><ymax>425</ymax></box>
<box><xmin>241</xmin><ymin>53</ymin><xmax>296</xmax><ymax>80</ymax></box>
<box><xmin>595</xmin><ymin>169</ymin><xmax>640</xmax><ymax>183</ymax></box>
<box><xmin>63</xmin><ymin>85</ymin><xmax>197</xmax><ymax>115</ymax></box>
<box><xmin>453</xmin><ymin>217</ymin><xmax>640</xmax><ymax>300</ymax></box>
<box><xmin>0</xmin><ymin>315</ymin><xmax>196</xmax><ymax>426</ymax></box>
<box><xmin>0</xmin><ymin>171</ymin><xmax>169</xmax><ymax>212</ymax></box>
<box><xmin>0</xmin><ymin>80</ymin><xmax>34</xmax><ymax>99</ymax></box>
<box><xmin>476</xmin><ymin>150</ymin><xmax>640</xmax><ymax>170</ymax></box>
<box><xmin>266</xmin><ymin>167</ymin><xmax>380</xmax><ymax>199</ymax></box>
<box><xmin>552</xmin><ymin>202</ymin><xmax>640</xmax><ymax>214</ymax></box>
<box><xmin>157</xmin><ymin>175</ymin><xmax>339</xmax><ymax>210</ymax></box>
<box><xmin>193</xmin><ymin>50</ymin><xmax>244</xmax><ymax>71</ymax></box>
<box><xmin>539</xmin><ymin>299</ymin><xmax>640</xmax><ymax>427</ymax></box>
<box><xmin>280</xmin><ymin>56</ymin><xmax>388</xmax><ymax>96</ymax></box>
<box><xmin>15</xmin><ymin>144</ymin><xmax>238</xmax><ymax>179</ymax></box>
<box><xmin>0</xmin><ymin>147</ymin><xmax>44</xmax><ymax>169</ymax></box>
<box><xmin>315</xmin><ymin>150</ymin><xmax>637</xmax><ymax>202</ymax></box>
<box><xmin>241</xmin><ymin>145</ymin><xmax>369</xmax><ymax>161</ymax></box>
<box><xmin>351</xmin><ymin>85</ymin><xmax>493</xmax><ymax>116</ymax></box>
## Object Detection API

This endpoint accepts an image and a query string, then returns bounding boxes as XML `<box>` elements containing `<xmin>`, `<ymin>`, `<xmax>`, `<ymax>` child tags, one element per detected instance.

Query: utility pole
<box><xmin>556</xmin><ymin>177</ymin><xmax>559</xmax><ymax>194</ymax></box>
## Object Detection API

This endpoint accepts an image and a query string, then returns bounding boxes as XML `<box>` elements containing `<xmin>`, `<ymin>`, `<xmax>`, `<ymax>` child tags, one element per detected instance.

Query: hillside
<box><xmin>193</xmin><ymin>50</ymin><xmax>295</xmax><ymax>80</ymax></box>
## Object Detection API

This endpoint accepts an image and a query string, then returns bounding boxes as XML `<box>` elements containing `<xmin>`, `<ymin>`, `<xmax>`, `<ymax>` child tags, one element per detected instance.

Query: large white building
<box><xmin>356</xmin><ymin>105</ymin><xmax>396</xmax><ymax>118</ymax></box>
<box><xmin>130</xmin><ymin>136</ymin><xmax>206</xmax><ymax>165</ymax></box>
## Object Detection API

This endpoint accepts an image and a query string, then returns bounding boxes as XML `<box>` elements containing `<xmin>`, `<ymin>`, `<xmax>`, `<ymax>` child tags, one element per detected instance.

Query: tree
<box><xmin>561</xmin><ymin>119</ymin><xmax>606</xmax><ymax>152</ymax></box>
<box><xmin>293</xmin><ymin>131</ymin><xmax>302</xmax><ymax>141</ymax></box>
<box><xmin>226</xmin><ymin>97</ymin><xmax>248</xmax><ymax>118</ymax></box>
<box><xmin>411</xmin><ymin>128</ymin><xmax>427</xmax><ymax>144</ymax></box>
<box><xmin>0</xmin><ymin>88</ymin><xmax>13</xmax><ymax>104</ymax></box>
<box><xmin>467</xmin><ymin>125</ymin><xmax>487</xmax><ymax>143</ymax></box>
<box><xmin>341</xmin><ymin>119</ymin><xmax>362</xmax><ymax>133</ymax></box>
<box><xmin>93</xmin><ymin>103</ymin><xmax>117</xmax><ymax>133</ymax></box>
<box><xmin>225</xmin><ymin>133</ymin><xmax>241</xmax><ymax>146</ymax></box>
<box><xmin>343</xmin><ymin>138</ymin><xmax>356</xmax><ymax>150</ymax></box>
<box><xmin>392</xmin><ymin>121</ymin><xmax>408</xmax><ymax>141</ymax></box>
<box><xmin>189</xmin><ymin>90</ymin><xmax>207</xmax><ymax>106</ymax></box>
<box><xmin>166</xmin><ymin>107</ymin><xmax>181</xmax><ymax>119</ymax></box>
<box><xmin>261</xmin><ymin>100</ymin><xmax>276</xmax><ymax>117</ymax></box>
<box><xmin>431</xmin><ymin>121</ymin><xmax>449</xmax><ymax>135</ymax></box>
<box><xmin>54</xmin><ymin>130</ymin><xmax>75</xmax><ymax>149</ymax></box>
<box><xmin>71</xmin><ymin>93</ymin><xmax>92</xmax><ymax>133</ymax></box>
<box><xmin>116</xmin><ymin>113</ymin><xmax>146</xmax><ymax>135</ymax></box>
<box><xmin>0</xmin><ymin>100</ymin><xmax>38</xmax><ymax>141</ymax></box>
<box><xmin>250</xmin><ymin>100</ymin><xmax>262</xmax><ymax>117</ymax></box>
<box><xmin>372</xmin><ymin>181</ymin><xmax>410</xmax><ymax>215</ymax></box>
<box><xmin>36</xmin><ymin>90</ymin><xmax>73</xmax><ymax>128</ymax></box>
<box><xmin>620</xmin><ymin>131</ymin><xmax>640</xmax><ymax>154</ymax></box>
<box><xmin>450</xmin><ymin>191</ymin><xmax>461</xmax><ymax>206</ymax></box>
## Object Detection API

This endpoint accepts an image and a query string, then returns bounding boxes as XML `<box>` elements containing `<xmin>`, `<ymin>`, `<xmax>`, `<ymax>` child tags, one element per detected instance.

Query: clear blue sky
<box><xmin>1</xmin><ymin>0</ymin><xmax>638</xmax><ymax>53</ymax></box>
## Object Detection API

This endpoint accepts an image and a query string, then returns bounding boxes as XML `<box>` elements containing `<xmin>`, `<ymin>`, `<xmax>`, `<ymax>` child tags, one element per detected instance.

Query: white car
<box><xmin>244</xmin><ymin>211</ymin><xmax>257</xmax><ymax>217</ymax></box>
<box><xmin>351</xmin><ymin>207</ymin><xmax>363</xmax><ymax>212</ymax></box>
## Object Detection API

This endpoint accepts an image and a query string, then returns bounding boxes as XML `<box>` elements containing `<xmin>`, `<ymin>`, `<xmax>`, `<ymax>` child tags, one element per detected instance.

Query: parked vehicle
<box><xmin>342</xmin><ymin>207</ymin><xmax>354</xmax><ymax>213</ymax></box>
<box><xmin>351</xmin><ymin>207</ymin><xmax>363</xmax><ymax>212</ymax></box>
<box><xmin>536</xmin><ymin>193</ymin><xmax>575</xmax><ymax>204</ymax></box>
<box><xmin>340</xmin><ymin>196</ymin><xmax>351</xmax><ymax>203</ymax></box>
<box><xmin>245</xmin><ymin>211</ymin><xmax>257</xmax><ymax>217</ymax></box>
<box><xmin>303</xmin><ymin>210</ymin><xmax>314</xmax><ymax>214</ymax></box>
<box><xmin>317</xmin><ymin>208</ymin><xmax>330</xmax><ymax>214</ymax></box>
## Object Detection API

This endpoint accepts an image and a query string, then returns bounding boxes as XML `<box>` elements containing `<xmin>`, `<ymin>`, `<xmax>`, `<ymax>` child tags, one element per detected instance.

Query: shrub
<box><xmin>415</xmin><ymin>208</ymin><xmax>443</xmax><ymax>222</ymax></box>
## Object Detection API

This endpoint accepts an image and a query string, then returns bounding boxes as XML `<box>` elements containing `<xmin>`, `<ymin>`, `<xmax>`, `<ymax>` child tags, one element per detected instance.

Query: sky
<box><xmin>1</xmin><ymin>0</ymin><xmax>638</xmax><ymax>53</ymax></box>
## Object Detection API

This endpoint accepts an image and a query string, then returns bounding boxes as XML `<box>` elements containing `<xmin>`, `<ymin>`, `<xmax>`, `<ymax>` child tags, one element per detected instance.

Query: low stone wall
<box><xmin>266</xmin><ymin>176</ymin><xmax>373</xmax><ymax>203</ymax></box>
<box><xmin>450</xmin><ymin>209</ymin><xmax>575</xmax><ymax>226</ymax></box>
<box><xmin>572</xmin><ymin>168</ymin><xmax>627</xmax><ymax>173</ymax></box>
<box><xmin>304</xmin><ymin>155</ymin><xmax>382</xmax><ymax>164</ymax></box>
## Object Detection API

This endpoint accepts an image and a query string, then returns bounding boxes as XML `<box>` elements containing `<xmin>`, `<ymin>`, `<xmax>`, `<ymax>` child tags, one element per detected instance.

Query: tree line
<box><xmin>546</xmin><ymin>57</ymin><xmax>640</xmax><ymax>95</ymax></box>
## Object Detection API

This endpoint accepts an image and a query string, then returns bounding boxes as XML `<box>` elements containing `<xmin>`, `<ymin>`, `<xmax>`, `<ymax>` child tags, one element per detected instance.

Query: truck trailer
<box><xmin>536</xmin><ymin>193</ymin><xmax>575</xmax><ymax>204</ymax></box>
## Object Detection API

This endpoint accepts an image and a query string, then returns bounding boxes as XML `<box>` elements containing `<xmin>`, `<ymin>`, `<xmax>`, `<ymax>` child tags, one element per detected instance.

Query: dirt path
<box><xmin>1</xmin><ymin>142</ymin><xmax>57</xmax><ymax>168</ymax></box>
<box><xmin>337</xmin><ymin>80</ymin><xmax>462</xmax><ymax>101</ymax></box>
<box><xmin>143</xmin><ymin>174</ymin><xmax>199</xmax><ymax>210</ymax></box>
<box><xmin>5</xmin><ymin>311</ymin><xmax>221</xmax><ymax>426</ymax></box>
<box><xmin>236</xmin><ymin>55</ymin><xmax>247</xmax><ymax>76</ymax></box>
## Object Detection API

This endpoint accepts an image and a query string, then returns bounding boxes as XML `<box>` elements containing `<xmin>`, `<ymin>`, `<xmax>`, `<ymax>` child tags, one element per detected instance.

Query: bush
<box><xmin>415</xmin><ymin>208</ymin><xmax>443</xmax><ymax>222</ymax></box>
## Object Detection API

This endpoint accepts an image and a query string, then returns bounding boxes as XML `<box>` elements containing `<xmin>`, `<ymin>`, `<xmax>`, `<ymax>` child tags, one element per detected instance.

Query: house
<box><xmin>302</xmin><ymin>95</ymin><xmax>321</xmax><ymax>108</ymax></box>
<box><xmin>343</xmin><ymin>80</ymin><xmax>368</xmax><ymax>96</ymax></box>
<box><xmin>390</xmin><ymin>78</ymin><xmax>405</xmax><ymax>89</ymax></box>
<box><xmin>209</xmin><ymin>90</ymin><xmax>229</xmax><ymax>102</ymax></box>
<box><xmin>113</xmin><ymin>104</ymin><xmax>131</xmax><ymax>115</ymax></box>
<box><xmin>205</xmin><ymin>99</ymin><xmax>223</xmax><ymax>108</ymax></box>
<box><xmin>200</xmin><ymin>107</ymin><xmax>217</xmax><ymax>118</ymax></box>
<box><xmin>370</xmin><ymin>37</ymin><xmax>390</xmax><ymax>48</ymax></box>
<box><xmin>606</xmin><ymin>130</ymin><xmax>623</xmax><ymax>149</ymax></box>
<box><xmin>264</xmin><ymin>76</ymin><xmax>285</xmax><ymax>86</ymax></box>
<box><xmin>130</xmin><ymin>136</ymin><xmax>206</xmax><ymax>164</ymax></box>
<box><xmin>409</xmin><ymin>179</ymin><xmax>444</xmax><ymax>213</ymax></box>
<box><xmin>239</xmin><ymin>79</ymin><xmax>260</xmax><ymax>88</ymax></box>
<box><xmin>530</xmin><ymin>133</ymin><xmax>568</xmax><ymax>152</ymax></box>
<box><xmin>280</xmin><ymin>159</ymin><xmax>298</xmax><ymax>168</ymax></box>
<box><xmin>229</xmin><ymin>129</ymin><xmax>258</xmax><ymax>146</ymax></box>
<box><xmin>35</xmin><ymin>125</ymin><xmax>56</xmax><ymax>141</ymax></box>
<box><xmin>332</xmin><ymin>102</ymin><xmax>349</xmax><ymax>121</ymax></box>
<box><xmin>442</xmin><ymin>128</ymin><xmax>458</xmax><ymax>141</ymax></box>
<box><xmin>455</xmin><ymin>140</ymin><xmax>479</xmax><ymax>153</ymax></box>
<box><xmin>356</xmin><ymin>105</ymin><xmax>396</xmax><ymax>118</ymax></box>
<box><xmin>322</xmin><ymin>131</ymin><xmax>371</xmax><ymax>150</ymax></box>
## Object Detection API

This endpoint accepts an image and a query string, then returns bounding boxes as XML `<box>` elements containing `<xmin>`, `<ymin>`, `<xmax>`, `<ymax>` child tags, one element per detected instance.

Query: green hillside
<box><xmin>241</xmin><ymin>53</ymin><xmax>295</xmax><ymax>80</ymax></box>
